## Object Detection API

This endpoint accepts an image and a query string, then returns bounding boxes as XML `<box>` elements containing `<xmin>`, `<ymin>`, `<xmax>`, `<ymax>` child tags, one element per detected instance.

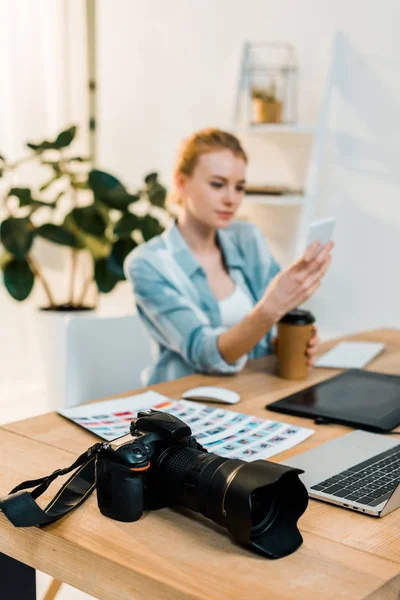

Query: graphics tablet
<box><xmin>267</xmin><ymin>369</ymin><xmax>400</xmax><ymax>433</ymax></box>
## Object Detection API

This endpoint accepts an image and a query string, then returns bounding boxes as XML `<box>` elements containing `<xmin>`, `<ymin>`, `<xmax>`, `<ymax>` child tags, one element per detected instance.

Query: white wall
<box><xmin>96</xmin><ymin>0</ymin><xmax>400</xmax><ymax>188</ymax></box>
<box><xmin>0</xmin><ymin>0</ymin><xmax>93</xmax><ymax>405</ymax></box>
<box><xmin>304</xmin><ymin>32</ymin><xmax>400</xmax><ymax>337</ymax></box>
<box><xmin>97</xmin><ymin>0</ymin><xmax>400</xmax><ymax>338</ymax></box>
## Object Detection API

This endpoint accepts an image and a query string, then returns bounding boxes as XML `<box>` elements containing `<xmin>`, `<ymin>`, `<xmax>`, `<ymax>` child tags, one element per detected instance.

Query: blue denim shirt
<box><xmin>124</xmin><ymin>220</ymin><xmax>280</xmax><ymax>384</ymax></box>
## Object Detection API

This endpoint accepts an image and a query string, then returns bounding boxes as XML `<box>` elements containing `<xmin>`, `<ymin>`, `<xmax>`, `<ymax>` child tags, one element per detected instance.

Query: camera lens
<box><xmin>156</xmin><ymin>447</ymin><xmax>308</xmax><ymax>558</ymax></box>
<box><xmin>250</xmin><ymin>488</ymin><xmax>277</xmax><ymax>532</ymax></box>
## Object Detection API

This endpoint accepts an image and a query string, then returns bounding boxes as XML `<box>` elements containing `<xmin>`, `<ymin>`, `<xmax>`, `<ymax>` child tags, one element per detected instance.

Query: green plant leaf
<box><xmin>83</xmin><ymin>235</ymin><xmax>111</xmax><ymax>259</ymax></box>
<box><xmin>89</xmin><ymin>169</ymin><xmax>139</xmax><ymax>210</ymax></box>
<box><xmin>3</xmin><ymin>258</ymin><xmax>34</xmax><ymax>301</ymax></box>
<box><xmin>30</xmin><ymin>199</ymin><xmax>58</xmax><ymax>212</ymax></box>
<box><xmin>94</xmin><ymin>259</ymin><xmax>119</xmax><ymax>293</ymax></box>
<box><xmin>140</xmin><ymin>215</ymin><xmax>164</xmax><ymax>241</ymax></box>
<box><xmin>89</xmin><ymin>169</ymin><xmax>126</xmax><ymax>195</ymax></box>
<box><xmin>0</xmin><ymin>152</ymin><xmax>5</xmax><ymax>161</ymax></box>
<box><xmin>71</xmin><ymin>206</ymin><xmax>107</xmax><ymax>237</ymax></box>
<box><xmin>113</xmin><ymin>213</ymin><xmax>141</xmax><ymax>238</ymax></box>
<box><xmin>68</xmin><ymin>156</ymin><xmax>90</xmax><ymax>162</ymax></box>
<box><xmin>26</xmin><ymin>140</ymin><xmax>54</xmax><ymax>152</ymax></box>
<box><xmin>107</xmin><ymin>239</ymin><xmax>137</xmax><ymax>280</ymax></box>
<box><xmin>95</xmin><ymin>203</ymin><xmax>111</xmax><ymax>225</ymax></box>
<box><xmin>35</xmin><ymin>224</ymin><xmax>78</xmax><ymax>247</ymax></box>
<box><xmin>62</xmin><ymin>213</ymin><xmax>85</xmax><ymax>250</ymax></box>
<box><xmin>0</xmin><ymin>249</ymin><xmax>13</xmax><ymax>270</ymax></box>
<box><xmin>26</xmin><ymin>125</ymin><xmax>77</xmax><ymax>152</ymax></box>
<box><xmin>145</xmin><ymin>172</ymin><xmax>167</xmax><ymax>207</ymax></box>
<box><xmin>101</xmin><ymin>189</ymin><xmax>140</xmax><ymax>210</ymax></box>
<box><xmin>53</xmin><ymin>125</ymin><xmax>77</xmax><ymax>149</ymax></box>
<box><xmin>0</xmin><ymin>217</ymin><xmax>34</xmax><ymax>258</ymax></box>
<box><xmin>9</xmin><ymin>187</ymin><xmax>33</xmax><ymax>207</ymax></box>
<box><xmin>147</xmin><ymin>182</ymin><xmax>167</xmax><ymax>208</ymax></box>
<box><xmin>63</xmin><ymin>212</ymin><xmax>111</xmax><ymax>257</ymax></box>
<box><xmin>144</xmin><ymin>172</ymin><xmax>158</xmax><ymax>185</ymax></box>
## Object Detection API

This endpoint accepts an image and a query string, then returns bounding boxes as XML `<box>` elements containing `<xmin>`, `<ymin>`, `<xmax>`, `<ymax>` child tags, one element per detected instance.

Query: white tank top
<box><xmin>218</xmin><ymin>285</ymin><xmax>253</xmax><ymax>329</ymax></box>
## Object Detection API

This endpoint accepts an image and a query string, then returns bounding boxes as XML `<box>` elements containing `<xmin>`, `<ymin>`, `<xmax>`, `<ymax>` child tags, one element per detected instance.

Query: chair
<box><xmin>43</xmin><ymin>313</ymin><xmax>154</xmax><ymax>600</ymax></box>
<box><xmin>65</xmin><ymin>313</ymin><xmax>154</xmax><ymax>407</ymax></box>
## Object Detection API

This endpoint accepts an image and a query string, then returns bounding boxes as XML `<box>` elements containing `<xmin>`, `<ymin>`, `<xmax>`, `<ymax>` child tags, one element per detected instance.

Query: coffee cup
<box><xmin>276</xmin><ymin>309</ymin><xmax>315</xmax><ymax>380</ymax></box>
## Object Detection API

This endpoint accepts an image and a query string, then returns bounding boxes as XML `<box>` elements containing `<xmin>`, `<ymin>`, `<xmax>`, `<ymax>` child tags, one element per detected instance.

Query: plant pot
<box><xmin>37</xmin><ymin>306</ymin><xmax>96</xmax><ymax>410</ymax></box>
<box><xmin>252</xmin><ymin>98</ymin><xmax>282</xmax><ymax>123</ymax></box>
<box><xmin>36</xmin><ymin>307</ymin><xmax>154</xmax><ymax>411</ymax></box>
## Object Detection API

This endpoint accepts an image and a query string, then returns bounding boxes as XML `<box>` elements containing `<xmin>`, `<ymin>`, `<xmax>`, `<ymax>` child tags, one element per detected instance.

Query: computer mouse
<box><xmin>181</xmin><ymin>386</ymin><xmax>241</xmax><ymax>404</ymax></box>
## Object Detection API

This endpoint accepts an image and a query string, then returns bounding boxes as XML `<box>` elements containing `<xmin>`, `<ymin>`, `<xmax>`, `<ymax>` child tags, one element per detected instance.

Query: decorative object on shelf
<box><xmin>234</xmin><ymin>42</ymin><xmax>298</xmax><ymax>127</ymax></box>
<box><xmin>0</xmin><ymin>125</ymin><xmax>168</xmax><ymax>310</ymax></box>
<box><xmin>251</xmin><ymin>79</ymin><xmax>282</xmax><ymax>124</ymax></box>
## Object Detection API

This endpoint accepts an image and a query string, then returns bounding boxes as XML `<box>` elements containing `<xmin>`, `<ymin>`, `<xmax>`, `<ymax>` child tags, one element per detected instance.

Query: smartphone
<box><xmin>305</xmin><ymin>217</ymin><xmax>336</xmax><ymax>257</ymax></box>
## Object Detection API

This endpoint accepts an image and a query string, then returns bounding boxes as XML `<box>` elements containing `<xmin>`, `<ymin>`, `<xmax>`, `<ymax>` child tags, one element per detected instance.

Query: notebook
<box><xmin>314</xmin><ymin>341</ymin><xmax>385</xmax><ymax>369</ymax></box>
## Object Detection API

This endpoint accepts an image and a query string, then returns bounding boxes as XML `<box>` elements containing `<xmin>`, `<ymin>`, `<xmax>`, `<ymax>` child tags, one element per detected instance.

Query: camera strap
<box><xmin>0</xmin><ymin>442</ymin><xmax>104</xmax><ymax>527</ymax></box>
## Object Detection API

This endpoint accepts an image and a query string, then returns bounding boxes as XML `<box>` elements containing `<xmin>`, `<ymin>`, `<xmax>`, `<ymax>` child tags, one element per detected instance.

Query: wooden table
<box><xmin>1</xmin><ymin>329</ymin><xmax>399</xmax><ymax>600</ymax></box>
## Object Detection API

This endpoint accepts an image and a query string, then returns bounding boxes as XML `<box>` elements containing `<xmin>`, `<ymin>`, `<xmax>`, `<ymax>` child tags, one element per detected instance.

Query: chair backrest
<box><xmin>65</xmin><ymin>313</ymin><xmax>154</xmax><ymax>407</ymax></box>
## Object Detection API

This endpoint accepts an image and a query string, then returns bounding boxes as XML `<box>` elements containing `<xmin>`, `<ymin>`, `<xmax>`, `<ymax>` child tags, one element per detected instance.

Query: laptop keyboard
<box><xmin>310</xmin><ymin>444</ymin><xmax>400</xmax><ymax>507</ymax></box>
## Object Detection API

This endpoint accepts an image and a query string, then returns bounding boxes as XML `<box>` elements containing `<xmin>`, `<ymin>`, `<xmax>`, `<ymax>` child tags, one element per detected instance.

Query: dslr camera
<box><xmin>96</xmin><ymin>409</ymin><xmax>308</xmax><ymax>558</ymax></box>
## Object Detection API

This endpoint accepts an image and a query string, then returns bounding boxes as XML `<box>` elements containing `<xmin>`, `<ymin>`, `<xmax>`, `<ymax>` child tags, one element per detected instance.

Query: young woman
<box><xmin>125</xmin><ymin>128</ymin><xmax>333</xmax><ymax>384</ymax></box>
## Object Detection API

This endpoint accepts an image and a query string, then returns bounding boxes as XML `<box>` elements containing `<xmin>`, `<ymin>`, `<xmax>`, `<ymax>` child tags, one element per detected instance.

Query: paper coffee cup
<box><xmin>277</xmin><ymin>309</ymin><xmax>315</xmax><ymax>380</ymax></box>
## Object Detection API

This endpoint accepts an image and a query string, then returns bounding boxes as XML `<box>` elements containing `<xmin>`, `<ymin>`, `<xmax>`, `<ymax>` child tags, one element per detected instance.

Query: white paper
<box><xmin>314</xmin><ymin>341</ymin><xmax>385</xmax><ymax>369</ymax></box>
<box><xmin>59</xmin><ymin>391</ymin><xmax>314</xmax><ymax>462</ymax></box>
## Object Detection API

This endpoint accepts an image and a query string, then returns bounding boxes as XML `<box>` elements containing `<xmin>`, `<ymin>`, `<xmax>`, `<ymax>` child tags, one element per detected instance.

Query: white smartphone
<box><xmin>305</xmin><ymin>217</ymin><xmax>336</xmax><ymax>257</ymax></box>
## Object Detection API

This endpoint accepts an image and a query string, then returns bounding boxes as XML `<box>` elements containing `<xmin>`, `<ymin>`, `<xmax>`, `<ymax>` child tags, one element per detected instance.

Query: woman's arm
<box><xmin>218</xmin><ymin>241</ymin><xmax>333</xmax><ymax>364</ymax></box>
<box><xmin>217</xmin><ymin>301</ymin><xmax>276</xmax><ymax>363</ymax></box>
<box><xmin>127</xmin><ymin>257</ymin><xmax>248</xmax><ymax>375</ymax></box>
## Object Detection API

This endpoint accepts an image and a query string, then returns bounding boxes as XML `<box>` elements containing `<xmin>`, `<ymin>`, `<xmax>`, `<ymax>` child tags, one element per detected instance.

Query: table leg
<box><xmin>0</xmin><ymin>552</ymin><xmax>36</xmax><ymax>599</ymax></box>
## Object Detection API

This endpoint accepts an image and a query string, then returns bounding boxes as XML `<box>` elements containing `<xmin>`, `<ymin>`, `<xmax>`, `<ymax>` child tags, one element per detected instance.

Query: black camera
<box><xmin>96</xmin><ymin>409</ymin><xmax>309</xmax><ymax>558</ymax></box>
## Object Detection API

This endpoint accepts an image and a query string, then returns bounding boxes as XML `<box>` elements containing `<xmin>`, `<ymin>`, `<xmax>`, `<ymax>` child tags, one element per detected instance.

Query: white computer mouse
<box><xmin>181</xmin><ymin>386</ymin><xmax>241</xmax><ymax>404</ymax></box>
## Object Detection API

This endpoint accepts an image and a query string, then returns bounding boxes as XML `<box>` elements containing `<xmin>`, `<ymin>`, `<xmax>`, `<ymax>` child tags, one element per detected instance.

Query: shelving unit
<box><xmin>233</xmin><ymin>125</ymin><xmax>318</xmax><ymax>264</ymax></box>
<box><xmin>232</xmin><ymin>44</ymin><xmax>319</xmax><ymax>265</ymax></box>
<box><xmin>238</xmin><ymin>123</ymin><xmax>314</xmax><ymax>135</ymax></box>
<box><xmin>244</xmin><ymin>194</ymin><xmax>304</xmax><ymax>207</ymax></box>
<box><xmin>235</xmin><ymin>125</ymin><xmax>316</xmax><ymax>253</ymax></box>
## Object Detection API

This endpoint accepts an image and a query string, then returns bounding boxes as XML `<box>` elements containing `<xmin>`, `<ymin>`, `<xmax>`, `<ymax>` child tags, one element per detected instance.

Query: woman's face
<box><xmin>177</xmin><ymin>150</ymin><xmax>246</xmax><ymax>229</ymax></box>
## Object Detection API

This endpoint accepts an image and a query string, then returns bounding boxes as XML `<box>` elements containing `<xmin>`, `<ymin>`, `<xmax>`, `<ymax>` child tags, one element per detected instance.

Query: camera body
<box><xmin>96</xmin><ymin>409</ymin><xmax>204</xmax><ymax>522</ymax></box>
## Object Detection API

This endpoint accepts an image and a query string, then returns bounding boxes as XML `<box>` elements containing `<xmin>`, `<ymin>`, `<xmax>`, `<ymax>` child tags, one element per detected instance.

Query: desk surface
<box><xmin>1</xmin><ymin>328</ymin><xmax>400</xmax><ymax>600</ymax></box>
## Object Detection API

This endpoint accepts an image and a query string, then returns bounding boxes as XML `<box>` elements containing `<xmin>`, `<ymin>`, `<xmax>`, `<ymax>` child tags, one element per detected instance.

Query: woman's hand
<box><xmin>260</xmin><ymin>241</ymin><xmax>334</xmax><ymax>322</ymax></box>
<box><xmin>271</xmin><ymin>325</ymin><xmax>320</xmax><ymax>366</ymax></box>
<box><xmin>306</xmin><ymin>325</ymin><xmax>320</xmax><ymax>366</ymax></box>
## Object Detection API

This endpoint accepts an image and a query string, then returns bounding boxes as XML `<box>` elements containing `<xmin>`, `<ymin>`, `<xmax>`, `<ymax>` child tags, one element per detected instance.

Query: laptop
<box><xmin>282</xmin><ymin>430</ymin><xmax>400</xmax><ymax>516</ymax></box>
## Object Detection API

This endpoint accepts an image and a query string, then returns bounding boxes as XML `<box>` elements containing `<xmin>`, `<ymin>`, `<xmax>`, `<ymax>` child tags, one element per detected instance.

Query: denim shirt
<box><xmin>124</xmin><ymin>220</ymin><xmax>281</xmax><ymax>384</ymax></box>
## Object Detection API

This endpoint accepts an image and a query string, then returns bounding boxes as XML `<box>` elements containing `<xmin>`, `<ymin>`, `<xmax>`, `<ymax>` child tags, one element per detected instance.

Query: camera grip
<box><xmin>96</xmin><ymin>456</ymin><xmax>144</xmax><ymax>522</ymax></box>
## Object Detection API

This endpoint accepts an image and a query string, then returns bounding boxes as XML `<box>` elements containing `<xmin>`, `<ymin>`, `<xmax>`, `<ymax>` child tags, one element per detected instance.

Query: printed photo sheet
<box><xmin>59</xmin><ymin>390</ymin><xmax>314</xmax><ymax>462</ymax></box>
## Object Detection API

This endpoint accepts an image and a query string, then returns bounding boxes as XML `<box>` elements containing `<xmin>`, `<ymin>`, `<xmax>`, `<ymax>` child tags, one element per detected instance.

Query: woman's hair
<box><xmin>167</xmin><ymin>128</ymin><xmax>247</xmax><ymax>208</ymax></box>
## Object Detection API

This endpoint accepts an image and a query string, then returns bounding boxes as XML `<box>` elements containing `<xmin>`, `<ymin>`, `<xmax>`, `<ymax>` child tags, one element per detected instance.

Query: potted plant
<box><xmin>0</xmin><ymin>124</ymin><xmax>169</xmax><ymax>310</ymax></box>
<box><xmin>251</xmin><ymin>80</ymin><xmax>282</xmax><ymax>124</ymax></box>
<box><xmin>0</xmin><ymin>125</ymin><xmax>169</xmax><ymax>408</ymax></box>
